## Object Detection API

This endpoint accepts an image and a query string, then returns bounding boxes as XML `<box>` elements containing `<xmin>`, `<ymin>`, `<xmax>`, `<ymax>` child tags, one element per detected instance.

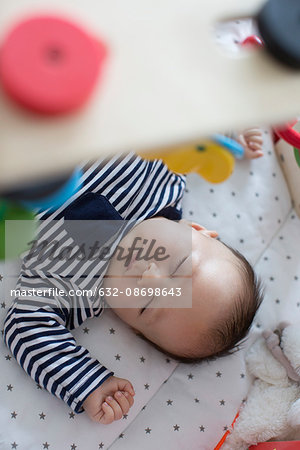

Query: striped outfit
<box><xmin>4</xmin><ymin>152</ymin><xmax>186</xmax><ymax>413</ymax></box>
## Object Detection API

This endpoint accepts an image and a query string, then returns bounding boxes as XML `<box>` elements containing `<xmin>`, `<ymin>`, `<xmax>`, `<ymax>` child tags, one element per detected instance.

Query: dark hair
<box><xmin>135</xmin><ymin>242</ymin><xmax>264</xmax><ymax>364</ymax></box>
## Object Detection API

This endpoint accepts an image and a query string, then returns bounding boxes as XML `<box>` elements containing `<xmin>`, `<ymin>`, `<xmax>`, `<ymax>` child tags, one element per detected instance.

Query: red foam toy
<box><xmin>0</xmin><ymin>15</ymin><xmax>107</xmax><ymax>114</ymax></box>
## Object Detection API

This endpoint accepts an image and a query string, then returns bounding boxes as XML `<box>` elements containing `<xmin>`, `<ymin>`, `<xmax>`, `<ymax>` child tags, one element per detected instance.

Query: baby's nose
<box><xmin>137</xmin><ymin>262</ymin><xmax>162</xmax><ymax>286</ymax></box>
<box><xmin>143</xmin><ymin>262</ymin><xmax>161</xmax><ymax>278</ymax></box>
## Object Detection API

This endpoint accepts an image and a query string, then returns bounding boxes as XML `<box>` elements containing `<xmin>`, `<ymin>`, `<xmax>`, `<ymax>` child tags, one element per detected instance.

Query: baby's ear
<box><xmin>179</xmin><ymin>219</ymin><xmax>205</xmax><ymax>231</ymax></box>
<box><xmin>179</xmin><ymin>219</ymin><xmax>218</xmax><ymax>237</ymax></box>
<box><xmin>188</xmin><ymin>222</ymin><xmax>218</xmax><ymax>238</ymax></box>
<box><xmin>200</xmin><ymin>229</ymin><xmax>218</xmax><ymax>238</ymax></box>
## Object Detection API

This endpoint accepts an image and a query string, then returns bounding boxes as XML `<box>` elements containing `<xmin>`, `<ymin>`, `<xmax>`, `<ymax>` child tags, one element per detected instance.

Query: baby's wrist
<box><xmin>83</xmin><ymin>376</ymin><xmax>114</xmax><ymax>404</ymax></box>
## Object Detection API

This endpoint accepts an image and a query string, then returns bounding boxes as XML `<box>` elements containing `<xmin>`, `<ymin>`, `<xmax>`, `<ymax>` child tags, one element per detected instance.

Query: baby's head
<box><xmin>103</xmin><ymin>217</ymin><xmax>264</xmax><ymax>362</ymax></box>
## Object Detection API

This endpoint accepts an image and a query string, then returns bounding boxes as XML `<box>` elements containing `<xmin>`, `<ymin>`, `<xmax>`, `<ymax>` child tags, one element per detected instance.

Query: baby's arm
<box><xmin>3</xmin><ymin>271</ymin><xmax>134</xmax><ymax>422</ymax></box>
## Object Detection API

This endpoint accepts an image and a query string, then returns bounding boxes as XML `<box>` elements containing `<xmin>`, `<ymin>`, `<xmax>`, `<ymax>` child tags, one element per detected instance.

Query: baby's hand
<box><xmin>237</xmin><ymin>128</ymin><xmax>263</xmax><ymax>159</ymax></box>
<box><xmin>83</xmin><ymin>375</ymin><xmax>135</xmax><ymax>424</ymax></box>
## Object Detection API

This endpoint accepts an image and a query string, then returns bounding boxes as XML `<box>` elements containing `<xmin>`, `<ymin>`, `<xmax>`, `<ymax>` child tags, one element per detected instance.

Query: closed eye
<box><xmin>170</xmin><ymin>256</ymin><xmax>188</xmax><ymax>278</ymax></box>
<box><xmin>140</xmin><ymin>295</ymin><xmax>155</xmax><ymax>315</ymax></box>
<box><xmin>140</xmin><ymin>256</ymin><xmax>189</xmax><ymax>314</ymax></box>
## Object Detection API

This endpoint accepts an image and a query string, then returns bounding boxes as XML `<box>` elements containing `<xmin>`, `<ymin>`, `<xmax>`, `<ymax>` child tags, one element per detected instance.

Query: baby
<box><xmin>4</xmin><ymin>128</ymin><xmax>264</xmax><ymax>425</ymax></box>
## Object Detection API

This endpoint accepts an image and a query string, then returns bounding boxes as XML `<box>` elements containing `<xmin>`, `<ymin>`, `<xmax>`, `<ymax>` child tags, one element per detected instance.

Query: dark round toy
<box><xmin>257</xmin><ymin>0</ymin><xmax>300</xmax><ymax>69</ymax></box>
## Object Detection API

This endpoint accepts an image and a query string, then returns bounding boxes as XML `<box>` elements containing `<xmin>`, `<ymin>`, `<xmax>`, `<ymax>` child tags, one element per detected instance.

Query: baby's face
<box><xmin>103</xmin><ymin>217</ymin><xmax>242</xmax><ymax>358</ymax></box>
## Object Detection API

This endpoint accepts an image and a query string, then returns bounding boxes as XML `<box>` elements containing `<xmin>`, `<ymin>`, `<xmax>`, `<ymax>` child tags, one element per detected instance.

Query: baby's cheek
<box><xmin>111</xmin><ymin>307</ymin><xmax>139</xmax><ymax>327</ymax></box>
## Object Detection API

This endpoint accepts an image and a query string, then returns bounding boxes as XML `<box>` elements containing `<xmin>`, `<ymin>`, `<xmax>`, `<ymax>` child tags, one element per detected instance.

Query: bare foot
<box><xmin>237</xmin><ymin>128</ymin><xmax>263</xmax><ymax>159</ymax></box>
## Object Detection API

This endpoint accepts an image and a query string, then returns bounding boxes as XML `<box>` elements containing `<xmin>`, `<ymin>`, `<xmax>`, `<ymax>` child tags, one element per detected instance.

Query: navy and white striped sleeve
<box><xmin>38</xmin><ymin>151</ymin><xmax>186</xmax><ymax>224</ymax></box>
<box><xmin>3</xmin><ymin>152</ymin><xmax>186</xmax><ymax>413</ymax></box>
<box><xmin>3</xmin><ymin>269</ymin><xmax>113</xmax><ymax>413</ymax></box>
<box><xmin>83</xmin><ymin>152</ymin><xmax>187</xmax><ymax>221</ymax></box>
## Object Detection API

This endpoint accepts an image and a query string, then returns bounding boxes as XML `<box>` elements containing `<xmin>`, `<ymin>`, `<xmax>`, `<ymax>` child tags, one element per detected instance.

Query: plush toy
<box><xmin>222</xmin><ymin>323</ymin><xmax>300</xmax><ymax>450</ymax></box>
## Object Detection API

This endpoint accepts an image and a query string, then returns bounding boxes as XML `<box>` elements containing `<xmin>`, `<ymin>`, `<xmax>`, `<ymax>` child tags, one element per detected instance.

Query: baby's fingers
<box><xmin>243</xmin><ymin>127</ymin><xmax>262</xmax><ymax>137</ymax></box>
<box><xmin>248</xmin><ymin>142</ymin><xmax>263</xmax><ymax>150</ymax></box>
<box><xmin>99</xmin><ymin>402</ymin><xmax>115</xmax><ymax>424</ymax></box>
<box><xmin>123</xmin><ymin>391</ymin><xmax>134</xmax><ymax>408</ymax></box>
<box><xmin>247</xmin><ymin>136</ymin><xmax>263</xmax><ymax>145</ymax></box>
<box><xmin>249</xmin><ymin>149</ymin><xmax>264</xmax><ymax>158</ymax></box>
<box><xmin>118</xmin><ymin>380</ymin><xmax>135</xmax><ymax>397</ymax></box>
<box><xmin>115</xmin><ymin>391</ymin><xmax>135</xmax><ymax>413</ymax></box>
<box><xmin>114</xmin><ymin>391</ymin><xmax>131</xmax><ymax>414</ymax></box>
<box><xmin>105</xmin><ymin>395</ymin><xmax>123</xmax><ymax>420</ymax></box>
